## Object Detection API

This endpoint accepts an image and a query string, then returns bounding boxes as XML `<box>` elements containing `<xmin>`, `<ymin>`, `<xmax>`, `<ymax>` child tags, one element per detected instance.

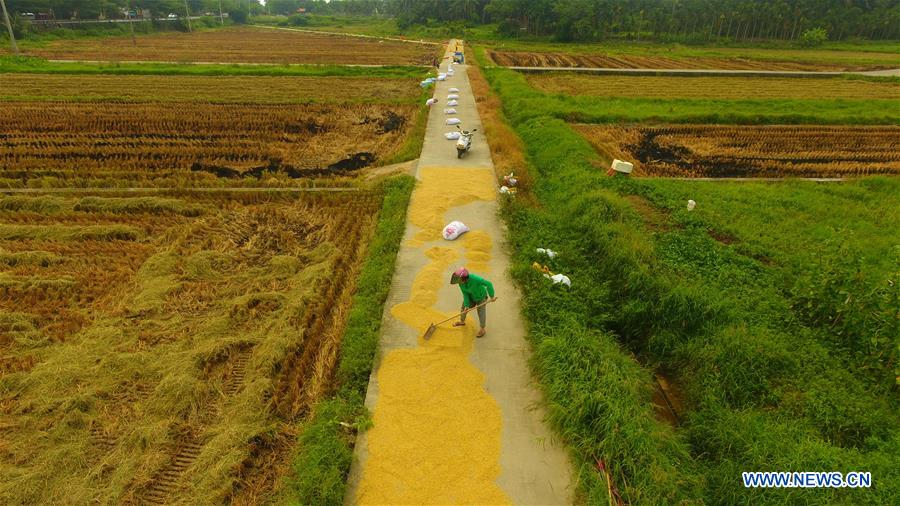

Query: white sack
<box><xmin>442</xmin><ymin>221</ymin><xmax>470</xmax><ymax>240</ymax></box>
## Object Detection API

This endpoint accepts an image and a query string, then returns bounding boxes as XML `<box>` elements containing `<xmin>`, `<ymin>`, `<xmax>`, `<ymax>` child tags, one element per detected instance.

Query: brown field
<box><xmin>527</xmin><ymin>74</ymin><xmax>900</xmax><ymax>100</ymax></box>
<box><xmin>489</xmin><ymin>50</ymin><xmax>891</xmax><ymax>71</ymax></box>
<box><xmin>0</xmin><ymin>102</ymin><xmax>416</xmax><ymax>187</ymax></box>
<box><xmin>0</xmin><ymin>73</ymin><xmax>420</xmax><ymax>104</ymax></box>
<box><xmin>575</xmin><ymin>124</ymin><xmax>900</xmax><ymax>177</ymax></box>
<box><xmin>15</xmin><ymin>27</ymin><xmax>437</xmax><ymax>65</ymax></box>
<box><xmin>0</xmin><ymin>191</ymin><xmax>381</xmax><ymax>504</ymax></box>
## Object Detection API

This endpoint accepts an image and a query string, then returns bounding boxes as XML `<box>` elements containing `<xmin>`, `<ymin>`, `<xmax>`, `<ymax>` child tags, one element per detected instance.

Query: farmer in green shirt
<box><xmin>450</xmin><ymin>267</ymin><xmax>497</xmax><ymax>338</ymax></box>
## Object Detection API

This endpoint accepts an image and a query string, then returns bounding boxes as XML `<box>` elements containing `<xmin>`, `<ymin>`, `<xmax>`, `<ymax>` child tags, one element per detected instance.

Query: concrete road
<box><xmin>345</xmin><ymin>40</ymin><xmax>574</xmax><ymax>505</ymax></box>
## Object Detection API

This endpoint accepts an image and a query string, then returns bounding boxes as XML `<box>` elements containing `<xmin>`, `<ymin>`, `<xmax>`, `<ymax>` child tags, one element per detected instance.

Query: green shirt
<box><xmin>459</xmin><ymin>273</ymin><xmax>495</xmax><ymax>307</ymax></box>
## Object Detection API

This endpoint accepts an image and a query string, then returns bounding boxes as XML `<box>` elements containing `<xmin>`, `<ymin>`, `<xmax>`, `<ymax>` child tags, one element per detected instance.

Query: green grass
<box><xmin>0</xmin><ymin>55</ymin><xmax>426</xmax><ymax>78</ymax></box>
<box><xmin>276</xmin><ymin>176</ymin><xmax>414</xmax><ymax>505</ymax></box>
<box><xmin>482</xmin><ymin>62</ymin><xmax>899</xmax><ymax>125</ymax></box>
<box><xmin>482</xmin><ymin>55</ymin><xmax>900</xmax><ymax>504</ymax></box>
<box><xmin>381</xmin><ymin>89</ymin><xmax>431</xmax><ymax>165</ymax></box>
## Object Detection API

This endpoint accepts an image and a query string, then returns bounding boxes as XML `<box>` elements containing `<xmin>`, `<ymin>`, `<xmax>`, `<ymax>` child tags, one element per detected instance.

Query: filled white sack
<box><xmin>442</xmin><ymin>221</ymin><xmax>470</xmax><ymax>240</ymax></box>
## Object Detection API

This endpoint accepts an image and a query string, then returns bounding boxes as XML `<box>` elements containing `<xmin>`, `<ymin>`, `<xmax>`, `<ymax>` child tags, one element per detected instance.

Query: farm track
<box><xmin>136</xmin><ymin>346</ymin><xmax>254</xmax><ymax>504</ymax></box>
<box><xmin>271</xmin><ymin>198</ymin><xmax>375</xmax><ymax>420</ymax></box>
<box><xmin>133</xmin><ymin>348</ymin><xmax>266</xmax><ymax>502</ymax></box>
<box><xmin>138</xmin><ymin>436</ymin><xmax>205</xmax><ymax>505</ymax></box>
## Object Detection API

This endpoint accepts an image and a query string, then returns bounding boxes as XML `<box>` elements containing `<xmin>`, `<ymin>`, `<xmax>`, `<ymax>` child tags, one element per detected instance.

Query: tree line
<box><xmin>6</xmin><ymin>0</ymin><xmax>900</xmax><ymax>41</ymax></box>
<box><xmin>5</xmin><ymin>0</ymin><xmax>256</xmax><ymax>22</ymax></box>
<box><xmin>391</xmin><ymin>0</ymin><xmax>900</xmax><ymax>42</ymax></box>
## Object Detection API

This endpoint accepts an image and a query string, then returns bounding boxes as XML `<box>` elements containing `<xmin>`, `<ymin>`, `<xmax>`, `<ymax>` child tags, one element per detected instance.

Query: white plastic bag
<box><xmin>536</xmin><ymin>247</ymin><xmax>558</xmax><ymax>259</ymax></box>
<box><xmin>550</xmin><ymin>273</ymin><xmax>571</xmax><ymax>287</ymax></box>
<box><xmin>449</xmin><ymin>87</ymin><xmax>460</xmax><ymax>93</ymax></box>
<box><xmin>499</xmin><ymin>185</ymin><xmax>510</xmax><ymax>194</ymax></box>
<box><xmin>437</xmin><ymin>73</ymin><xmax>447</xmax><ymax>81</ymax></box>
<box><xmin>446</xmin><ymin>118</ymin><xmax>461</xmax><ymax>125</ymax></box>
<box><xmin>447</xmin><ymin>100</ymin><xmax>459</xmax><ymax>107</ymax></box>
<box><xmin>442</xmin><ymin>221</ymin><xmax>470</xmax><ymax>240</ymax></box>
<box><xmin>447</xmin><ymin>94</ymin><xmax>459</xmax><ymax>99</ymax></box>
<box><xmin>445</xmin><ymin>132</ymin><xmax>461</xmax><ymax>140</ymax></box>
<box><xmin>425</xmin><ymin>98</ymin><xmax>438</xmax><ymax>106</ymax></box>
<box><xmin>443</xmin><ymin>108</ymin><xmax>457</xmax><ymax>115</ymax></box>
<box><xmin>687</xmin><ymin>200</ymin><xmax>696</xmax><ymax>211</ymax></box>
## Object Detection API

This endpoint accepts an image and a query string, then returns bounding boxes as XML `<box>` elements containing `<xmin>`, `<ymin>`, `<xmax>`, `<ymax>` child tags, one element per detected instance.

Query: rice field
<box><xmin>488</xmin><ymin>49</ymin><xmax>897</xmax><ymax>71</ymax></box>
<box><xmin>526</xmin><ymin>74</ymin><xmax>900</xmax><ymax>100</ymax></box>
<box><xmin>0</xmin><ymin>191</ymin><xmax>383</xmax><ymax>504</ymax></box>
<box><xmin>575</xmin><ymin>124</ymin><xmax>900</xmax><ymax>177</ymax></box>
<box><xmin>12</xmin><ymin>26</ymin><xmax>439</xmax><ymax>65</ymax></box>
<box><xmin>0</xmin><ymin>73</ymin><xmax>421</xmax><ymax>104</ymax></box>
<box><xmin>0</xmin><ymin>102</ymin><xmax>416</xmax><ymax>187</ymax></box>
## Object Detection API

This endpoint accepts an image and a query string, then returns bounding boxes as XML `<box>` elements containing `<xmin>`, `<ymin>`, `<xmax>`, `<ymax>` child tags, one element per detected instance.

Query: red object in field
<box><xmin>596</xmin><ymin>458</ymin><xmax>625</xmax><ymax>506</ymax></box>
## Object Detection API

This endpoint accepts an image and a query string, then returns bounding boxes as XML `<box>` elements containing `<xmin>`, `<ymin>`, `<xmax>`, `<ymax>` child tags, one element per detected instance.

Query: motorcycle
<box><xmin>456</xmin><ymin>125</ymin><xmax>477</xmax><ymax>159</ymax></box>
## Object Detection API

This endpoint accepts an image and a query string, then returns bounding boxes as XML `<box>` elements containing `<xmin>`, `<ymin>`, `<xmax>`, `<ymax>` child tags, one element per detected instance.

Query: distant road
<box><xmin>29</xmin><ymin>17</ymin><xmax>207</xmax><ymax>25</ymax></box>
<box><xmin>503</xmin><ymin>66</ymin><xmax>900</xmax><ymax>78</ymax></box>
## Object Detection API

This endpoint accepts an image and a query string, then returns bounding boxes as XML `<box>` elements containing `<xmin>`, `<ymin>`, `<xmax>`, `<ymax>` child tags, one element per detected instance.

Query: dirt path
<box><xmin>345</xmin><ymin>41</ymin><xmax>573</xmax><ymax>504</ymax></box>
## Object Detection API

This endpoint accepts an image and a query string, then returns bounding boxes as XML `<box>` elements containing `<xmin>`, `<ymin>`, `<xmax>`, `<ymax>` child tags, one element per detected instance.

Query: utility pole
<box><xmin>0</xmin><ymin>0</ymin><xmax>19</xmax><ymax>56</ymax></box>
<box><xmin>218</xmin><ymin>0</ymin><xmax>224</xmax><ymax>26</ymax></box>
<box><xmin>183</xmin><ymin>0</ymin><xmax>192</xmax><ymax>32</ymax></box>
<box><xmin>127</xmin><ymin>2</ymin><xmax>136</xmax><ymax>46</ymax></box>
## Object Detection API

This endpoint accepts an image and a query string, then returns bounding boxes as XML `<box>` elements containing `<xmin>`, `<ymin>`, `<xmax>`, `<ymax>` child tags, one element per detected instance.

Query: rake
<box><xmin>422</xmin><ymin>299</ymin><xmax>493</xmax><ymax>340</ymax></box>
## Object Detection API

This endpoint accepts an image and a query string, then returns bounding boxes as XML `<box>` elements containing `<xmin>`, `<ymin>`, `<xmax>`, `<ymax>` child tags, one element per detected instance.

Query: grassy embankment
<box><xmin>473</xmin><ymin>50</ymin><xmax>899</xmax><ymax>504</ymax></box>
<box><xmin>476</xmin><ymin>52</ymin><xmax>899</xmax><ymax>124</ymax></box>
<box><xmin>275</xmin><ymin>176</ymin><xmax>414</xmax><ymax>505</ymax></box>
